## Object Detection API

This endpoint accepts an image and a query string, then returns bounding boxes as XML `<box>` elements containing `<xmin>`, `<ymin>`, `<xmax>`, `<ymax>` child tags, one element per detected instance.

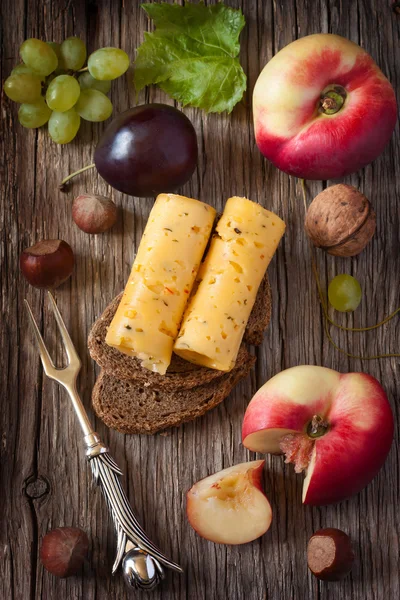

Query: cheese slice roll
<box><xmin>174</xmin><ymin>197</ymin><xmax>285</xmax><ymax>371</ymax></box>
<box><xmin>106</xmin><ymin>193</ymin><xmax>216</xmax><ymax>374</ymax></box>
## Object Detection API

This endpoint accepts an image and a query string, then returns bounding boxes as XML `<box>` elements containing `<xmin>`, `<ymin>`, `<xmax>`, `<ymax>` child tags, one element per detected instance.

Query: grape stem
<box><xmin>300</xmin><ymin>178</ymin><xmax>400</xmax><ymax>360</ymax></box>
<box><xmin>59</xmin><ymin>164</ymin><xmax>96</xmax><ymax>189</ymax></box>
<box><xmin>77</xmin><ymin>66</ymin><xmax>89</xmax><ymax>73</ymax></box>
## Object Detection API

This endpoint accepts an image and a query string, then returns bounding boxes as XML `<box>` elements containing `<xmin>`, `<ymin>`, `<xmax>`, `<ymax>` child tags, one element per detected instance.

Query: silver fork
<box><xmin>24</xmin><ymin>292</ymin><xmax>183</xmax><ymax>591</ymax></box>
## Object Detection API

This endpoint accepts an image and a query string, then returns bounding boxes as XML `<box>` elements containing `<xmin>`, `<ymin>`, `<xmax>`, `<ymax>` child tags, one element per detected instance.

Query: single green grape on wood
<box><xmin>328</xmin><ymin>274</ymin><xmax>362</xmax><ymax>313</ymax></box>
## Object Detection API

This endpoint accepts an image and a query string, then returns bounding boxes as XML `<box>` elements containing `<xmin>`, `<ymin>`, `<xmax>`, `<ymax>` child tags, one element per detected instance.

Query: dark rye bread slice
<box><xmin>88</xmin><ymin>273</ymin><xmax>271</xmax><ymax>391</ymax></box>
<box><xmin>92</xmin><ymin>348</ymin><xmax>256</xmax><ymax>434</ymax></box>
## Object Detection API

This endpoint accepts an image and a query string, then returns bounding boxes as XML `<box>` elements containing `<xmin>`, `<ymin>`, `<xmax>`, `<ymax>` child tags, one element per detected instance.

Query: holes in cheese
<box><xmin>174</xmin><ymin>197</ymin><xmax>285</xmax><ymax>371</ymax></box>
<box><xmin>145</xmin><ymin>282</ymin><xmax>164</xmax><ymax>294</ymax></box>
<box><xmin>158</xmin><ymin>321</ymin><xmax>175</xmax><ymax>338</ymax></box>
<box><xmin>105</xmin><ymin>194</ymin><xmax>216</xmax><ymax>375</ymax></box>
<box><xmin>229</xmin><ymin>261</ymin><xmax>243</xmax><ymax>273</ymax></box>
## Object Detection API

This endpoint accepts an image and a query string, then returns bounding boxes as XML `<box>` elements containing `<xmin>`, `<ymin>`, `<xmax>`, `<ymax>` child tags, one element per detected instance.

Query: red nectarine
<box><xmin>242</xmin><ymin>366</ymin><xmax>394</xmax><ymax>505</ymax></box>
<box><xmin>253</xmin><ymin>34</ymin><xmax>397</xmax><ymax>180</ymax></box>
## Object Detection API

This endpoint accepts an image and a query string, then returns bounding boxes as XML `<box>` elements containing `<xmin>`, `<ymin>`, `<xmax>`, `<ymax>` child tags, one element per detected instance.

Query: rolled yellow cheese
<box><xmin>174</xmin><ymin>197</ymin><xmax>285</xmax><ymax>371</ymax></box>
<box><xmin>105</xmin><ymin>193</ymin><xmax>216</xmax><ymax>374</ymax></box>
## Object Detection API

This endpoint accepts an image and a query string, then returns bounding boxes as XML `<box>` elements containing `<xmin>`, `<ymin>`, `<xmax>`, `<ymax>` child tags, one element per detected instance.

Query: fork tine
<box><xmin>47</xmin><ymin>292</ymin><xmax>81</xmax><ymax>366</ymax></box>
<box><xmin>24</xmin><ymin>299</ymin><xmax>55</xmax><ymax>377</ymax></box>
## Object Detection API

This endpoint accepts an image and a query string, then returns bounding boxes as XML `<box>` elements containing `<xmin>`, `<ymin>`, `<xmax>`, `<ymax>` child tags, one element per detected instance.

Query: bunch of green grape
<box><xmin>3</xmin><ymin>37</ymin><xmax>130</xmax><ymax>144</ymax></box>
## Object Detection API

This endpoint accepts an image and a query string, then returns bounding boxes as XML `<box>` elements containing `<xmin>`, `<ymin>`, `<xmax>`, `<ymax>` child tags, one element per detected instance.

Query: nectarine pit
<box><xmin>208</xmin><ymin>473</ymin><xmax>250</xmax><ymax>501</ymax></box>
<box><xmin>280</xmin><ymin>415</ymin><xmax>329</xmax><ymax>473</ymax></box>
<box><xmin>319</xmin><ymin>85</ymin><xmax>346</xmax><ymax>115</ymax></box>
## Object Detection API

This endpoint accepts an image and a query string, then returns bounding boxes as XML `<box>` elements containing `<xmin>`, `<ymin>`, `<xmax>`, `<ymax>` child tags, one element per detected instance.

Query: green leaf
<box><xmin>134</xmin><ymin>2</ymin><xmax>247</xmax><ymax>113</ymax></box>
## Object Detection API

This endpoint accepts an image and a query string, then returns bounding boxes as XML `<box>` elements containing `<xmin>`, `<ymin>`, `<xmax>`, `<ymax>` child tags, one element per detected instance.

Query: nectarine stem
<box><xmin>319</xmin><ymin>86</ymin><xmax>346</xmax><ymax>115</ymax></box>
<box><xmin>307</xmin><ymin>415</ymin><xmax>329</xmax><ymax>439</ymax></box>
<box><xmin>59</xmin><ymin>164</ymin><xmax>96</xmax><ymax>190</ymax></box>
<box><xmin>300</xmin><ymin>179</ymin><xmax>400</xmax><ymax>360</ymax></box>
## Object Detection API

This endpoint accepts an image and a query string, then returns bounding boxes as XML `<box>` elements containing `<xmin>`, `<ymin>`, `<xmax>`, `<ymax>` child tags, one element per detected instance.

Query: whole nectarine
<box><xmin>253</xmin><ymin>34</ymin><xmax>397</xmax><ymax>180</ymax></box>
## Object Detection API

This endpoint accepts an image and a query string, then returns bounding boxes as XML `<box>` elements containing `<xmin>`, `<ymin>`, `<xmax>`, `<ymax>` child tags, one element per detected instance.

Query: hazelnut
<box><xmin>305</xmin><ymin>184</ymin><xmax>376</xmax><ymax>257</ymax></box>
<box><xmin>307</xmin><ymin>528</ymin><xmax>355</xmax><ymax>581</ymax></box>
<box><xmin>72</xmin><ymin>194</ymin><xmax>117</xmax><ymax>234</ymax></box>
<box><xmin>40</xmin><ymin>527</ymin><xmax>89</xmax><ymax>578</ymax></box>
<box><xmin>20</xmin><ymin>240</ymin><xmax>75</xmax><ymax>288</ymax></box>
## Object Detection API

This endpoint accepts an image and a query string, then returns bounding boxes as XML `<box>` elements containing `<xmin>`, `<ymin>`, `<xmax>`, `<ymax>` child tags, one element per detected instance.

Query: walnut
<box><xmin>305</xmin><ymin>184</ymin><xmax>376</xmax><ymax>257</ymax></box>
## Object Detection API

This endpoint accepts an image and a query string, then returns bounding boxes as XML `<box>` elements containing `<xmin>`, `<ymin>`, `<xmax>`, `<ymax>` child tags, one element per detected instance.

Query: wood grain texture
<box><xmin>0</xmin><ymin>1</ymin><xmax>399</xmax><ymax>599</ymax></box>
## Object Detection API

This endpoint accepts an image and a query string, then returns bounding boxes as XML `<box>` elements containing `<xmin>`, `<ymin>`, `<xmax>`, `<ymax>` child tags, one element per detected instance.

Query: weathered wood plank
<box><xmin>1</xmin><ymin>1</ymin><xmax>399</xmax><ymax>599</ymax></box>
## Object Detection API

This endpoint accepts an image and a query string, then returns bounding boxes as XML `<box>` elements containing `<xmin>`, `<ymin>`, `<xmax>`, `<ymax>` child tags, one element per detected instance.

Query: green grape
<box><xmin>46</xmin><ymin>74</ymin><xmax>80</xmax><ymax>112</ymax></box>
<box><xmin>75</xmin><ymin>89</ymin><xmax>113</xmax><ymax>122</ymax></box>
<box><xmin>11</xmin><ymin>63</ymin><xmax>45</xmax><ymax>82</ymax></box>
<box><xmin>46</xmin><ymin>42</ymin><xmax>61</xmax><ymax>60</ymax></box>
<box><xmin>47</xmin><ymin>42</ymin><xmax>67</xmax><ymax>75</ymax></box>
<box><xmin>4</xmin><ymin>73</ymin><xmax>42</xmax><ymax>103</ymax></box>
<box><xmin>20</xmin><ymin>38</ymin><xmax>58</xmax><ymax>76</ymax></box>
<box><xmin>18</xmin><ymin>98</ymin><xmax>52</xmax><ymax>128</ymax></box>
<box><xmin>45</xmin><ymin>73</ymin><xmax>56</xmax><ymax>86</ymax></box>
<box><xmin>87</xmin><ymin>47</ymin><xmax>130</xmax><ymax>81</ymax></box>
<box><xmin>48</xmin><ymin>108</ymin><xmax>80</xmax><ymax>144</ymax></box>
<box><xmin>60</xmin><ymin>37</ymin><xmax>87</xmax><ymax>71</ymax></box>
<box><xmin>54</xmin><ymin>67</ymin><xmax>68</xmax><ymax>77</ymax></box>
<box><xmin>78</xmin><ymin>71</ymin><xmax>111</xmax><ymax>94</ymax></box>
<box><xmin>328</xmin><ymin>275</ymin><xmax>362</xmax><ymax>313</ymax></box>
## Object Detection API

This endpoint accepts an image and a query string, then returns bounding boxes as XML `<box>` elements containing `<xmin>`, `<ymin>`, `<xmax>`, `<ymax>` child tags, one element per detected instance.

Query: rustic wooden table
<box><xmin>1</xmin><ymin>1</ymin><xmax>399</xmax><ymax>599</ymax></box>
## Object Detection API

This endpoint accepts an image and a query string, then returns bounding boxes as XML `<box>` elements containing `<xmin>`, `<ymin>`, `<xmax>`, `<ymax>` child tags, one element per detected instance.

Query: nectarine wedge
<box><xmin>186</xmin><ymin>461</ymin><xmax>272</xmax><ymax>545</ymax></box>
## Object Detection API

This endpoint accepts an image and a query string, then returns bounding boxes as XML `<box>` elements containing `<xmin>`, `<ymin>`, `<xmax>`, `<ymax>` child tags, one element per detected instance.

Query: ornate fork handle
<box><xmin>85</xmin><ymin>434</ymin><xmax>182</xmax><ymax>589</ymax></box>
<box><xmin>24</xmin><ymin>295</ymin><xmax>182</xmax><ymax>591</ymax></box>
